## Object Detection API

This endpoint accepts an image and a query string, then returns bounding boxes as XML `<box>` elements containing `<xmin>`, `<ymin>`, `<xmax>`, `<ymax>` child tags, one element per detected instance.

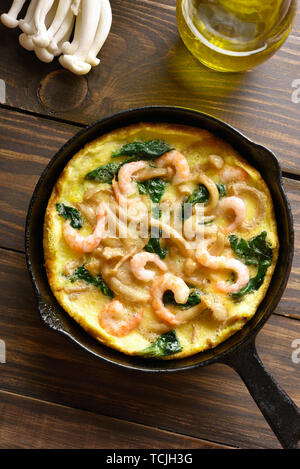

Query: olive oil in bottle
<box><xmin>177</xmin><ymin>0</ymin><xmax>297</xmax><ymax>72</ymax></box>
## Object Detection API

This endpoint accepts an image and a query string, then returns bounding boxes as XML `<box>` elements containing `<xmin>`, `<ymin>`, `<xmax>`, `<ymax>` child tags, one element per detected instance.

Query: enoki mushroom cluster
<box><xmin>1</xmin><ymin>0</ymin><xmax>112</xmax><ymax>75</ymax></box>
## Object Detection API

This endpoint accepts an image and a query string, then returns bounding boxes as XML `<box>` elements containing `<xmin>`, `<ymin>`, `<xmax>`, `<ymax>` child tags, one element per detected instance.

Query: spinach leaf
<box><xmin>144</xmin><ymin>237</ymin><xmax>167</xmax><ymax>259</ymax></box>
<box><xmin>228</xmin><ymin>231</ymin><xmax>273</xmax><ymax>301</ymax></box>
<box><xmin>56</xmin><ymin>203</ymin><xmax>83</xmax><ymax>230</ymax></box>
<box><xmin>71</xmin><ymin>265</ymin><xmax>114</xmax><ymax>298</ymax></box>
<box><xmin>186</xmin><ymin>184</ymin><xmax>209</xmax><ymax>205</ymax></box>
<box><xmin>85</xmin><ymin>157</ymin><xmax>141</xmax><ymax>184</ymax></box>
<box><xmin>137</xmin><ymin>178</ymin><xmax>166</xmax><ymax>203</ymax></box>
<box><xmin>229</xmin><ymin>231</ymin><xmax>273</xmax><ymax>266</ymax></box>
<box><xmin>163</xmin><ymin>288</ymin><xmax>201</xmax><ymax>310</ymax></box>
<box><xmin>137</xmin><ymin>181</ymin><xmax>148</xmax><ymax>195</ymax></box>
<box><xmin>138</xmin><ymin>330</ymin><xmax>183</xmax><ymax>358</ymax></box>
<box><xmin>231</xmin><ymin>260</ymin><xmax>270</xmax><ymax>301</ymax></box>
<box><xmin>216</xmin><ymin>183</ymin><xmax>226</xmax><ymax>198</ymax></box>
<box><xmin>85</xmin><ymin>162</ymin><xmax>121</xmax><ymax>184</ymax></box>
<box><xmin>112</xmin><ymin>140</ymin><xmax>173</xmax><ymax>160</ymax></box>
<box><xmin>182</xmin><ymin>184</ymin><xmax>209</xmax><ymax>220</ymax></box>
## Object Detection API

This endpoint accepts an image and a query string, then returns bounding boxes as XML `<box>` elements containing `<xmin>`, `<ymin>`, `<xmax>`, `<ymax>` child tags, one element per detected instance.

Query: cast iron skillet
<box><xmin>25</xmin><ymin>106</ymin><xmax>300</xmax><ymax>449</ymax></box>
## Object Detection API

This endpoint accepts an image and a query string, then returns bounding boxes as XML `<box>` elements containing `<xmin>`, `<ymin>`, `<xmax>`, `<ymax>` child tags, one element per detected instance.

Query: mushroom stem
<box><xmin>19</xmin><ymin>0</ymin><xmax>38</xmax><ymax>34</ymax></box>
<box><xmin>87</xmin><ymin>0</ymin><xmax>112</xmax><ymax>66</ymax></box>
<box><xmin>19</xmin><ymin>12</ymin><xmax>36</xmax><ymax>52</ymax></box>
<box><xmin>61</xmin><ymin>7</ymin><xmax>82</xmax><ymax>55</ymax></box>
<box><xmin>34</xmin><ymin>0</ymin><xmax>72</xmax><ymax>63</ymax></box>
<box><xmin>34</xmin><ymin>0</ymin><xmax>72</xmax><ymax>48</ymax></box>
<box><xmin>59</xmin><ymin>0</ymin><xmax>101</xmax><ymax>75</ymax></box>
<box><xmin>71</xmin><ymin>0</ymin><xmax>81</xmax><ymax>16</ymax></box>
<box><xmin>32</xmin><ymin>0</ymin><xmax>55</xmax><ymax>47</ymax></box>
<box><xmin>1</xmin><ymin>0</ymin><xmax>27</xmax><ymax>28</ymax></box>
<box><xmin>20</xmin><ymin>1</ymin><xmax>57</xmax><ymax>55</ymax></box>
<box><xmin>48</xmin><ymin>9</ymin><xmax>75</xmax><ymax>56</ymax></box>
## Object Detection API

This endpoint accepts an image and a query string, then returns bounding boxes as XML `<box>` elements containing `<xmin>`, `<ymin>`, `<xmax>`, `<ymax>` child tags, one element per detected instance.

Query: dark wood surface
<box><xmin>0</xmin><ymin>0</ymin><xmax>299</xmax><ymax>450</ymax></box>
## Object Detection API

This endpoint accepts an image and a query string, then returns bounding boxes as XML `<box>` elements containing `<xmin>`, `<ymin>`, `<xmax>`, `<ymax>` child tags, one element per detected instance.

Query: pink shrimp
<box><xmin>150</xmin><ymin>273</ymin><xmax>190</xmax><ymax>326</ymax></box>
<box><xmin>112</xmin><ymin>176</ymin><xmax>148</xmax><ymax>225</ymax></box>
<box><xmin>196</xmin><ymin>239</ymin><xmax>249</xmax><ymax>293</ymax></box>
<box><xmin>220</xmin><ymin>165</ymin><xmax>249</xmax><ymax>183</ymax></box>
<box><xmin>130</xmin><ymin>252</ymin><xmax>167</xmax><ymax>282</ymax></box>
<box><xmin>156</xmin><ymin>150</ymin><xmax>190</xmax><ymax>185</ymax></box>
<box><xmin>117</xmin><ymin>161</ymin><xmax>147</xmax><ymax>196</ymax></box>
<box><xmin>218</xmin><ymin>196</ymin><xmax>246</xmax><ymax>233</ymax></box>
<box><xmin>63</xmin><ymin>203</ymin><xmax>106</xmax><ymax>253</ymax></box>
<box><xmin>99</xmin><ymin>300</ymin><xmax>143</xmax><ymax>337</ymax></box>
<box><xmin>112</xmin><ymin>177</ymin><xmax>127</xmax><ymax>206</ymax></box>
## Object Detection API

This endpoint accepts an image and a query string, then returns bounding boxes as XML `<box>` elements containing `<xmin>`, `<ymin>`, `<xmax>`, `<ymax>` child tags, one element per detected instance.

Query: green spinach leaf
<box><xmin>112</xmin><ymin>140</ymin><xmax>173</xmax><ymax>160</ymax></box>
<box><xmin>71</xmin><ymin>265</ymin><xmax>114</xmax><ymax>298</ymax></box>
<box><xmin>182</xmin><ymin>184</ymin><xmax>209</xmax><ymax>220</ymax></box>
<box><xmin>163</xmin><ymin>288</ymin><xmax>201</xmax><ymax>310</ymax></box>
<box><xmin>229</xmin><ymin>231</ymin><xmax>273</xmax><ymax>266</ymax></box>
<box><xmin>138</xmin><ymin>330</ymin><xmax>183</xmax><ymax>358</ymax></box>
<box><xmin>144</xmin><ymin>237</ymin><xmax>167</xmax><ymax>259</ymax></box>
<box><xmin>228</xmin><ymin>231</ymin><xmax>273</xmax><ymax>301</ymax></box>
<box><xmin>186</xmin><ymin>184</ymin><xmax>209</xmax><ymax>205</ymax></box>
<box><xmin>137</xmin><ymin>178</ymin><xmax>166</xmax><ymax>203</ymax></box>
<box><xmin>231</xmin><ymin>260</ymin><xmax>270</xmax><ymax>301</ymax></box>
<box><xmin>56</xmin><ymin>203</ymin><xmax>83</xmax><ymax>230</ymax></box>
<box><xmin>216</xmin><ymin>183</ymin><xmax>226</xmax><ymax>198</ymax></box>
<box><xmin>85</xmin><ymin>162</ymin><xmax>121</xmax><ymax>184</ymax></box>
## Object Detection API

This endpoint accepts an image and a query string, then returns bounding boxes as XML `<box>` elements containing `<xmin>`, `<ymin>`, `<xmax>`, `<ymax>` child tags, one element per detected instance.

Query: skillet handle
<box><xmin>221</xmin><ymin>340</ymin><xmax>300</xmax><ymax>449</ymax></box>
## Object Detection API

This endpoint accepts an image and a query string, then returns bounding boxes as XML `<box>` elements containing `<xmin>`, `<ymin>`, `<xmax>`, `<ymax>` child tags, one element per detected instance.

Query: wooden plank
<box><xmin>0</xmin><ymin>390</ymin><xmax>229</xmax><ymax>449</ymax></box>
<box><xmin>0</xmin><ymin>1</ymin><xmax>300</xmax><ymax>173</ymax></box>
<box><xmin>0</xmin><ymin>108</ymin><xmax>79</xmax><ymax>251</ymax></box>
<box><xmin>0</xmin><ymin>248</ymin><xmax>299</xmax><ymax>449</ymax></box>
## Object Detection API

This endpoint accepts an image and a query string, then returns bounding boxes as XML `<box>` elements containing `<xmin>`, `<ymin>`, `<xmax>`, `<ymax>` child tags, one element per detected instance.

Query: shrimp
<box><xmin>130</xmin><ymin>252</ymin><xmax>167</xmax><ymax>282</ymax></box>
<box><xmin>217</xmin><ymin>196</ymin><xmax>246</xmax><ymax>233</ymax></box>
<box><xmin>229</xmin><ymin>182</ymin><xmax>266</xmax><ymax>231</ymax></box>
<box><xmin>220</xmin><ymin>165</ymin><xmax>249</xmax><ymax>183</ymax></box>
<box><xmin>99</xmin><ymin>300</ymin><xmax>143</xmax><ymax>337</ymax></box>
<box><xmin>117</xmin><ymin>161</ymin><xmax>147</xmax><ymax>196</ymax></box>
<box><xmin>112</xmin><ymin>177</ymin><xmax>148</xmax><ymax>227</ymax></box>
<box><xmin>112</xmin><ymin>177</ymin><xmax>128</xmax><ymax>207</ymax></box>
<box><xmin>150</xmin><ymin>273</ymin><xmax>190</xmax><ymax>326</ymax></box>
<box><xmin>196</xmin><ymin>239</ymin><xmax>250</xmax><ymax>293</ymax></box>
<box><xmin>63</xmin><ymin>203</ymin><xmax>106</xmax><ymax>253</ymax></box>
<box><xmin>156</xmin><ymin>150</ymin><xmax>190</xmax><ymax>185</ymax></box>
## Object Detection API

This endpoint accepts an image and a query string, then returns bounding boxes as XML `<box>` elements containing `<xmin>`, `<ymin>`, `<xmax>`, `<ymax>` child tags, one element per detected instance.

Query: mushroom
<box><xmin>48</xmin><ymin>8</ymin><xmax>75</xmax><ymax>55</ymax></box>
<box><xmin>2</xmin><ymin>0</ymin><xmax>112</xmax><ymax>75</ymax></box>
<box><xmin>19</xmin><ymin>0</ymin><xmax>38</xmax><ymax>34</ymax></box>
<box><xmin>32</xmin><ymin>0</ymin><xmax>56</xmax><ymax>47</ymax></box>
<box><xmin>19</xmin><ymin>15</ymin><xmax>36</xmax><ymax>51</ymax></box>
<box><xmin>61</xmin><ymin>6</ymin><xmax>82</xmax><ymax>55</ymax></box>
<box><xmin>1</xmin><ymin>0</ymin><xmax>27</xmax><ymax>28</ymax></box>
<box><xmin>59</xmin><ymin>0</ymin><xmax>102</xmax><ymax>75</ymax></box>
<box><xmin>19</xmin><ymin>0</ymin><xmax>57</xmax><ymax>52</ymax></box>
<box><xmin>33</xmin><ymin>0</ymin><xmax>73</xmax><ymax>49</ymax></box>
<box><xmin>34</xmin><ymin>10</ymin><xmax>74</xmax><ymax>63</ymax></box>
<box><xmin>71</xmin><ymin>0</ymin><xmax>81</xmax><ymax>16</ymax></box>
<box><xmin>86</xmin><ymin>0</ymin><xmax>112</xmax><ymax>67</ymax></box>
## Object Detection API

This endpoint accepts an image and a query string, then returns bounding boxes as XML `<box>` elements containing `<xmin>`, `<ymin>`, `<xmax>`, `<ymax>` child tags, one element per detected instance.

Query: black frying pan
<box><xmin>25</xmin><ymin>106</ymin><xmax>300</xmax><ymax>449</ymax></box>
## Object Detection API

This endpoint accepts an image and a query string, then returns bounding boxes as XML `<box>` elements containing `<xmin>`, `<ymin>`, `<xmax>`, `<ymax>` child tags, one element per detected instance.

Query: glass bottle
<box><xmin>177</xmin><ymin>0</ymin><xmax>297</xmax><ymax>72</ymax></box>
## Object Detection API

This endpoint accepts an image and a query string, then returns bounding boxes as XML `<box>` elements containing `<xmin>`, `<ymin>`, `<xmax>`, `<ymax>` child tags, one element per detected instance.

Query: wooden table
<box><xmin>0</xmin><ymin>0</ymin><xmax>299</xmax><ymax>450</ymax></box>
